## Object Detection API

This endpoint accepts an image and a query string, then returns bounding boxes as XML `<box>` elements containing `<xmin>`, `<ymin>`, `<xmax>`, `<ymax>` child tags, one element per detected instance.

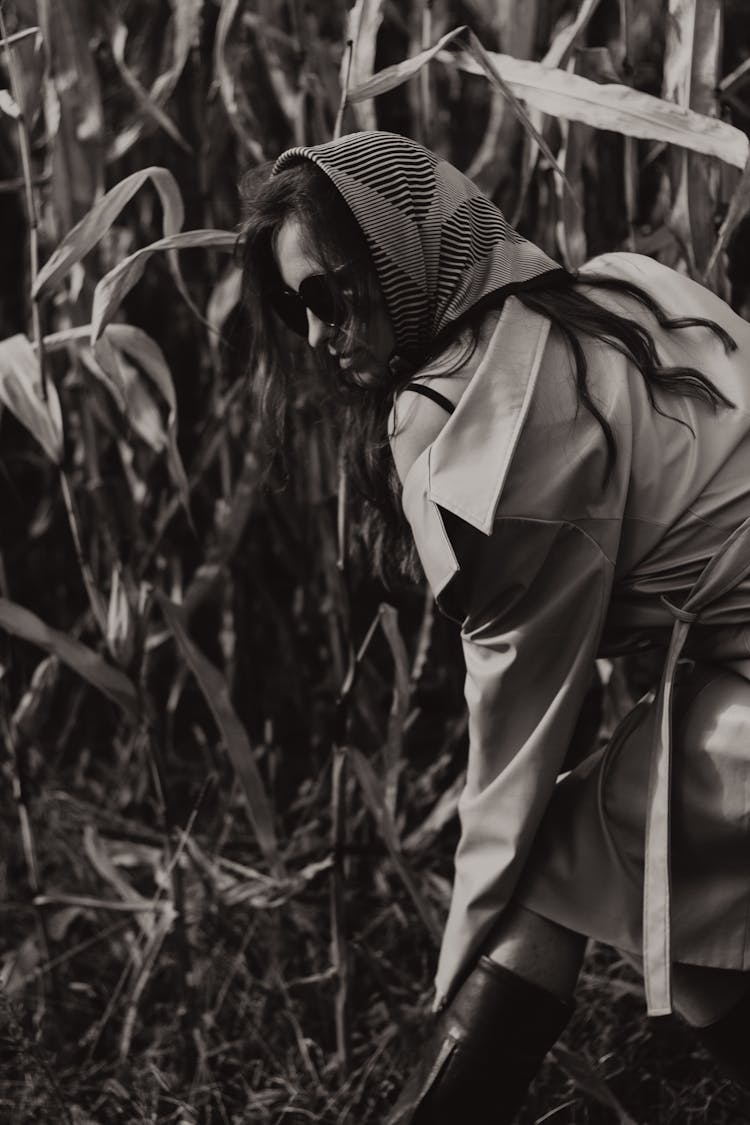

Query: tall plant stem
<box><xmin>335</xmin><ymin>37</ymin><xmax>353</xmax><ymax>140</ymax></box>
<box><xmin>0</xmin><ymin>8</ymin><xmax>46</xmax><ymax>397</ymax></box>
<box><xmin>140</xmin><ymin>688</ymin><xmax>201</xmax><ymax>1075</ymax></box>
<box><xmin>59</xmin><ymin>471</ymin><xmax>108</xmax><ymax>635</ymax></box>
<box><xmin>329</xmin><ymin>742</ymin><xmax>350</xmax><ymax>1076</ymax></box>
<box><xmin>1</xmin><ymin>692</ymin><xmax>58</xmax><ymax>1017</ymax></box>
<box><xmin>420</xmin><ymin>0</ymin><xmax>433</xmax><ymax>146</ymax></box>
<box><xmin>1</xmin><ymin>9</ymin><xmax>108</xmax><ymax>638</ymax></box>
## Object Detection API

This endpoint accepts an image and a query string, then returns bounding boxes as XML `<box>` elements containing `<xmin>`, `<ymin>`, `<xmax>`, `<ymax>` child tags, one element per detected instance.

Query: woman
<box><xmin>240</xmin><ymin>130</ymin><xmax>750</xmax><ymax>1123</ymax></box>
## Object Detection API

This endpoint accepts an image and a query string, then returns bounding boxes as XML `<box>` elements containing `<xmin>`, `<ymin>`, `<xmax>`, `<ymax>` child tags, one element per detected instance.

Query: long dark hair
<box><xmin>239</xmin><ymin>160</ymin><xmax>736</xmax><ymax>583</ymax></box>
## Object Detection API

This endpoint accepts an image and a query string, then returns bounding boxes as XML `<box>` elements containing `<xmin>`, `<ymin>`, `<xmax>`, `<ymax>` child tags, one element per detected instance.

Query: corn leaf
<box><xmin>517</xmin><ymin>0</ymin><xmax>603</xmax><ymax>205</ymax></box>
<box><xmin>0</xmin><ymin>89</ymin><xmax>19</xmax><ymax>117</ymax></box>
<box><xmin>214</xmin><ymin>0</ymin><xmax>266</xmax><ymax>162</ymax></box>
<box><xmin>156</xmin><ymin>592</ymin><xmax>282</xmax><ymax>875</ymax></box>
<box><xmin>349</xmin><ymin>26</ymin><xmax>573</xmax><ymax>199</ymax></box>
<box><xmin>33</xmin><ymin>166</ymin><xmax>185</xmax><ymax>298</ymax></box>
<box><xmin>348</xmin><ymin>747</ymin><xmax>441</xmax><ymax>945</ymax></box>
<box><xmin>37</xmin><ymin>0</ymin><xmax>104</xmax><ymax>234</ymax></box>
<box><xmin>551</xmin><ymin>1042</ymin><xmax>640</xmax><ymax>1125</ymax></box>
<box><xmin>445</xmin><ymin>44</ymin><xmax>748</xmax><ymax>168</ymax></box>
<box><xmin>3</xmin><ymin>26</ymin><xmax>44</xmax><ymax>127</ymax></box>
<box><xmin>556</xmin><ymin>50</ymin><xmax>618</xmax><ymax>270</ymax></box>
<box><xmin>109</xmin><ymin>20</ymin><xmax>192</xmax><ymax>154</ymax></box>
<box><xmin>90</xmin><ymin>229</ymin><xmax>237</xmax><ymax>345</ymax></box>
<box><xmin>663</xmin><ymin>0</ymin><xmax>723</xmax><ymax>276</ymax></box>
<box><xmin>544</xmin><ymin>0</ymin><xmax>603</xmax><ymax>69</ymax></box>
<box><xmin>378</xmin><ymin>605</ymin><xmax>410</xmax><ymax>820</ymax></box>
<box><xmin>465</xmin><ymin>0</ymin><xmax>538</xmax><ymax>195</ymax></box>
<box><xmin>706</xmin><ymin>153</ymin><xmax>750</xmax><ymax>277</ymax></box>
<box><xmin>344</xmin><ymin>0</ymin><xmax>387</xmax><ymax>131</ymax></box>
<box><xmin>109</xmin><ymin>0</ymin><xmax>203</xmax><ymax>160</ymax></box>
<box><xmin>206</xmin><ymin>264</ymin><xmax>242</xmax><ymax>364</ymax></box>
<box><xmin>0</xmin><ymin>334</ymin><xmax>63</xmax><ymax>463</ymax></box>
<box><xmin>83</xmin><ymin>826</ymin><xmax>157</xmax><ymax>938</ymax></box>
<box><xmin>245</xmin><ymin>10</ymin><xmax>302</xmax><ymax>139</ymax></box>
<box><xmin>0</xmin><ymin>597</ymin><xmax>138</xmax><ymax>717</ymax></box>
<box><xmin>82</xmin><ymin>338</ymin><xmax>165</xmax><ymax>453</ymax></box>
<box><xmin>98</xmin><ymin>325</ymin><xmax>190</xmax><ymax>514</ymax></box>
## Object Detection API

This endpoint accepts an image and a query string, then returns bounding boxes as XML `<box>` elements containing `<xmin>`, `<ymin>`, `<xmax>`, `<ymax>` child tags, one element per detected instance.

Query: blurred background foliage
<box><xmin>2</xmin><ymin>1</ymin><xmax>750</xmax><ymax>1122</ymax></box>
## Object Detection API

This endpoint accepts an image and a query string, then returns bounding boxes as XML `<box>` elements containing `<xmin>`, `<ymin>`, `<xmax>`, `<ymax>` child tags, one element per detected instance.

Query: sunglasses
<box><xmin>266</xmin><ymin>262</ymin><xmax>354</xmax><ymax>338</ymax></box>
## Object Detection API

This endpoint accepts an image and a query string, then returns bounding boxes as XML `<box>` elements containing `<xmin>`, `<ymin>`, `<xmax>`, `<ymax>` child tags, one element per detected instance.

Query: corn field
<box><xmin>2</xmin><ymin>1</ymin><xmax>750</xmax><ymax>1122</ymax></box>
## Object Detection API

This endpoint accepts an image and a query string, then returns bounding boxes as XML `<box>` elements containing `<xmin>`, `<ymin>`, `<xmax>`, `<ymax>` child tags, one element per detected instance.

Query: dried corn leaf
<box><xmin>207</xmin><ymin>264</ymin><xmax>242</xmax><ymax>364</ymax></box>
<box><xmin>0</xmin><ymin>934</ymin><xmax>42</xmax><ymax>995</ymax></box>
<box><xmin>544</xmin><ymin>0</ymin><xmax>603</xmax><ymax>69</ymax></box>
<box><xmin>348</xmin><ymin>746</ymin><xmax>441</xmax><ymax>945</ymax></box>
<box><xmin>83</xmin><ymin>827</ymin><xmax>158</xmax><ymax>938</ymax></box>
<box><xmin>517</xmin><ymin>0</ymin><xmax>604</xmax><ymax>210</ymax></box>
<box><xmin>0</xmin><ymin>334</ymin><xmax>62</xmax><ymax>463</ymax></box>
<box><xmin>90</xmin><ymin>228</ymin><xmax>236</xmax><ymax>345</ymax></box>
<box><xmin>663</xmin><ymin>0</ymin><xmax>723</xmax><ymax>275</ymax></box>
<box><xmin>706</xmin><ymin>153</ymin><xmax>750</xmax><ymax>277</ymax></box>
<box><xmin>378</xmin><ymin>605</ymin><xmax>410</xmax><ymax>819</ymax></box>
<box><xmin>33</xmin><ymin>166</ymin><xmax>185</xmax><ymax>298</ymax></box>
<box><xmin>214</xmin><ymin>0</ymin><xmax>266</xmax><ymax>162</ymax></box>
<box><xmin>37</xmin><ymin>0</ymin><xmax>104</xmax><ymax>232</ymax></box>
<box><xmin>109</xmin><ymin>0</ymin><xmax>203</xmax><ymax>160</ymax></box>
<box><xmin>403</xmin><ymin>772</ymin><xmax>463</xmax><ymax>852</ymax></box>
<box><xmin>444</xmin><ymin>45</ymin><xmax>747</xmax><ymax>168</ymax></box>
<box><xmin>350</xmin><ymin>26</ymin><xmax>572</xmax><ymax>196</ymax></box>
<box><xmin>556</xmin><ymin>49</ymin><xmax>620</xmax><ymax>269</ymax></box>
<box><xmin>465</xmin><ymin>0</ymin><xmax>538</xmax><ymax>197</ymax></box>
<box><xmin>343</xmin><ymin>0</ymin><xmax>386</xmax><ymax>131</ymax></box>
<box><xmin>98</xmin><ymin>324</ymin><xmax>190</xmax><ymax>513</ymax></box>
<box><xmin>109</xmin><ymin>20</ymin><xmax>191</xmax><ymax>155</ymax></box>
<box><xmin>84</xmin><ymin>338</ymin><xmax>167</xmax><ymax>454</ymax></box>
<box><xmin>11</xmin><ymin>655</ymin><xmax>59</xmax><ymax>744</ymax></box>
<box><xmin>245</xmin><ymin>5</ymin><xmax>303</xmax><ymax>140</ymax></box>
<box><xmin>119</xmin><ymin>910</ymin><xmax>173</xmax><ymax>1061</ymax></box>
<box><xmin>0</xmin><ymin>598</ymin><xmax>138</xmax><ymax>717</ymax></box>
<box><xmin>552</xmin><ymin>1042</ymin><xmax>640</xmax><ymax>1125</ymax></box>
<box><xmin>156</xmin><ymin>592</ymin><xmax>282</xmax><ymax>875</ymax></box>
<box><xmin>5</xmin><ymin>24</ymin><xmax>44</xmax><ymax>128</ymax></box>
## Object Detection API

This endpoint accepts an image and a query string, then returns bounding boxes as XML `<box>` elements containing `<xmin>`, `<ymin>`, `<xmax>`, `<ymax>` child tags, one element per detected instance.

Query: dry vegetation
<box><xmin>2</xmin><ymin>1</ymin><xmax>750</xmax><ymax>1122</ymax></box>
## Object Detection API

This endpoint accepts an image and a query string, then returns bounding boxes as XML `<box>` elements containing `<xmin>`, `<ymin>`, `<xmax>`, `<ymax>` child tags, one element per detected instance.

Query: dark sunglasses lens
<box><xmin>299</xmin><ymin>275</ymin><xmax>345</xmax><ymax>329</ymax></box>
<box><xmin>269</xmin><ymin>290</ymin><xmax>308</xmax><ymax>337</ymax></box>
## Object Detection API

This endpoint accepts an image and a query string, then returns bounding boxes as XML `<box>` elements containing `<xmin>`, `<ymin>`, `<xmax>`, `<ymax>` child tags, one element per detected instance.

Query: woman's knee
<box><xmin>483</xmin><ymin>901</ymin><xmax>586</xmax><ymax>1002</ymax></box>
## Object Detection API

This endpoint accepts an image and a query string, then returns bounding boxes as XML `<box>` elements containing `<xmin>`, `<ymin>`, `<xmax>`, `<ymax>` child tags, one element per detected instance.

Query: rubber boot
<box><xmin>387</xmin><ymin>956</ymin><xmax>573</xmax><ymax>1125</ymax></box>
<box><xmin>694</xmin><ymin>985</ymin><xmax>750</xmax><ymax>1091</ymax></box>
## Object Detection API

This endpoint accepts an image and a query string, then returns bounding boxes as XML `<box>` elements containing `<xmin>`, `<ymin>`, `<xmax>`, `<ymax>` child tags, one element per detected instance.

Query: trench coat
<box><xmin>392</xmin><ymin>252</ymin><xmax>750</xmax><ymax>1017</ymax></box>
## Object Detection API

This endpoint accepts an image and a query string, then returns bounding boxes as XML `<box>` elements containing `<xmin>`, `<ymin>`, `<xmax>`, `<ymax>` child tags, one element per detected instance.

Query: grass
<box><xmin>2</xmin><ymin>749</ymin><xmax>750</xmax><ymax>1125</ymax></box>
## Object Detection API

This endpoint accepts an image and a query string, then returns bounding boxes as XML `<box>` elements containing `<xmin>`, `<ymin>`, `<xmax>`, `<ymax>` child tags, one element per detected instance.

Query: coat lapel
<box><xmin>427</xmin><ymin>296</ymin><xmax>552</xmax><ymax>535</ymax></box>
<box><xmin>401</xmin><ymin>297</ymin><xmax>552</xmax><ymax>601</ymax></box>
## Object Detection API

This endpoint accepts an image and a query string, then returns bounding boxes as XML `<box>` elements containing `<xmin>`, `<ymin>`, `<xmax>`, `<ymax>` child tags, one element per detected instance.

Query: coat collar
<box><xmin>401</xmin><ymin>296</ymin><xmax>552</xmax><ymax>597</ymax></box>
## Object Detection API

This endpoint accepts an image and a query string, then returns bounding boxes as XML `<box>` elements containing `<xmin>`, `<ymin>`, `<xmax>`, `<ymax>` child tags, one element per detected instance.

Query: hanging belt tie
<box><xmin>643</xmin><ymin>514</ymin><xmax>750</xmax><ymax>1016</ymax></box>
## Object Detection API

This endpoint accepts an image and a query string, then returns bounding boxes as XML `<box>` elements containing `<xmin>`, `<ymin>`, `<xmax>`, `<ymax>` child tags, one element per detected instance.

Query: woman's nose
<box><xmin>306</xmin><ymin>309</ymin><xmax>332</xmax><ymax>349</ymax></box>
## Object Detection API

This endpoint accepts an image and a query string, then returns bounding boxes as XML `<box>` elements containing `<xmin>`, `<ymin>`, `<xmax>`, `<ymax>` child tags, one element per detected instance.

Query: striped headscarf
<box><xmin>272</xmin><ymin>130</ymin><xmax>562</xmax><ymax>363</ymax></box>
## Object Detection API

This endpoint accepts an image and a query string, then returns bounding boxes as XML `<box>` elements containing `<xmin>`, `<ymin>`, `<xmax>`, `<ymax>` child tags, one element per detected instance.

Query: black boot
<box><xmin>694</xmin><ymin>986</ymin><xmax>750</xmax><ymax>1091</ymax></box>
<box><xmin>387</xmin><ymin>956</ymin><xmax>573</xmax><ymax>1125</ymax></box>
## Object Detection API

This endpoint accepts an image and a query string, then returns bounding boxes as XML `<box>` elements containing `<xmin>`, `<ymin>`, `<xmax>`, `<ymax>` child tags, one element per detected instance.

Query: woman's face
<box><xmin>273</xmin><ymin>217</ymin><xmax>396</xmax><ymax>387</ymax></box>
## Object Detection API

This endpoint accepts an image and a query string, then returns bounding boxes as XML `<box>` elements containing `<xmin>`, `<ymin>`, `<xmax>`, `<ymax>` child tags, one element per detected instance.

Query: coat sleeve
<box><xmin>433</xmin><ymin>515</ymin><xmax>614</xmax><ymax>1008</ymax></box>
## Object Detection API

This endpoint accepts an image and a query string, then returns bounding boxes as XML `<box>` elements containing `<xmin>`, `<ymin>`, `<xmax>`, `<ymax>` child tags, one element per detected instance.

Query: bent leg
<box><xmin>485</xmin><ymin>900</ymin><xmax>587</xmax><ymax>1002</ymax></box>
<box><xmin>388</xmin><ymin>905</ymin><xmax>582</xmax><ymax>1125</ymax></box>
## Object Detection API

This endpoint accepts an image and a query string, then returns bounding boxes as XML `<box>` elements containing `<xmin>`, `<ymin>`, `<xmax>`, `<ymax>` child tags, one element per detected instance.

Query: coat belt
<box><xmin>644</xmin><ymin>514</ymin><xmax>750</xmax><ymax>1015</ymax></box>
